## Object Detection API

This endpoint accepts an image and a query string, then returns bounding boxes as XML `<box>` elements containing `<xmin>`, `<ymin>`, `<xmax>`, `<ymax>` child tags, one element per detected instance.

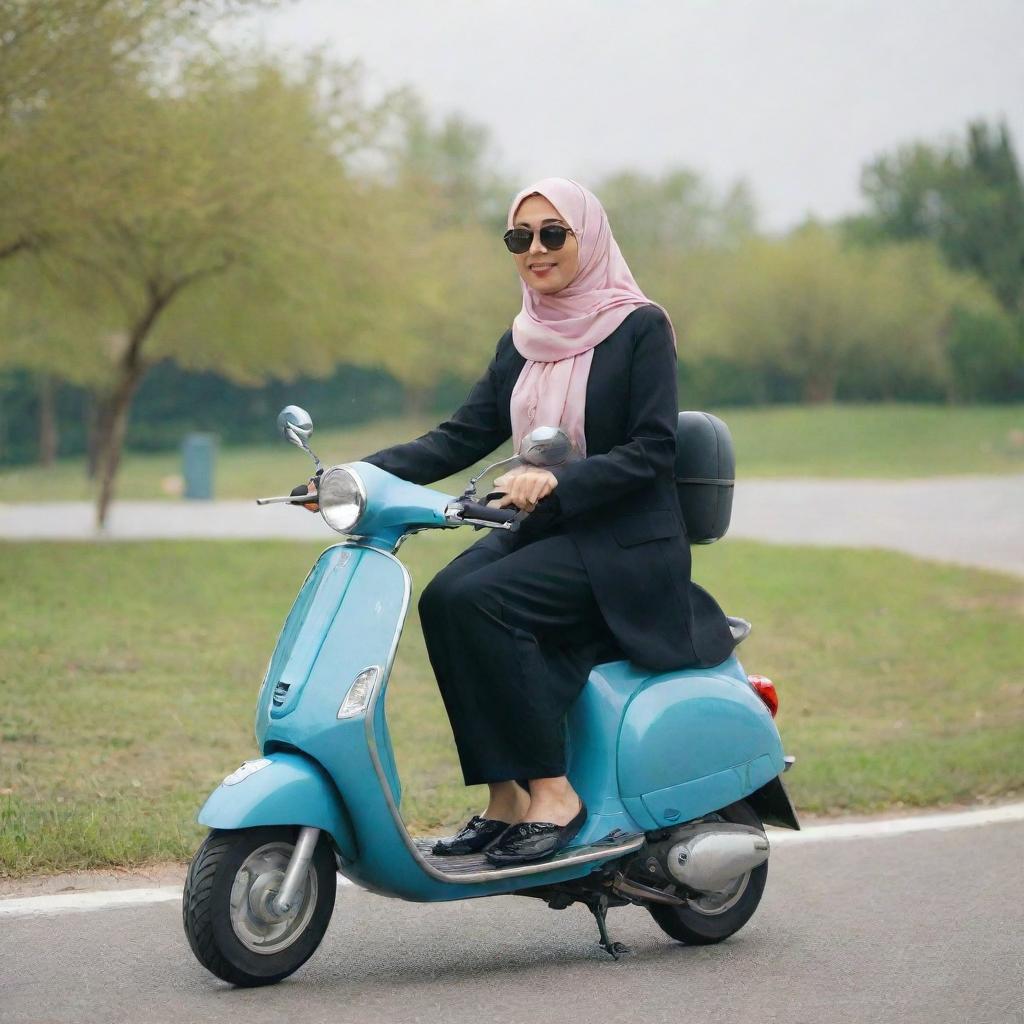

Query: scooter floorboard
<box><xmin>412</xmin><ymin>839</ymin><xmax>498</xmax><ymax>876</ymax></box>
<box><xmin>411</xmin><ymin>835</ymin><xmax>642</xmax><ymax>879</ymax></box>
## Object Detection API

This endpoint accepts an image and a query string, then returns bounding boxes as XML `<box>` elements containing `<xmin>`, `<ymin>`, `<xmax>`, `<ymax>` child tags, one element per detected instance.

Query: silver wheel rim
<box><xmin>686</xmin><ymin>871</ymin><xmax>750</xmax><ymax>916</ymax></box>
<box><xmin>229</xmin><ymin>841</ymin><xmax>319</xmax><ymax>954</ymax></box>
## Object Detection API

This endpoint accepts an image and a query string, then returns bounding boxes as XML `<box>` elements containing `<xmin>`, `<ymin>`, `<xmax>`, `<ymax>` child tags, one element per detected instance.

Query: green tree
<box><xmin>0</xmin><ymin>0</ymin><xmax>267</xmax><ymax>261</ymax></box>
<box><xmin>946</xmin><ymin>306</ymin><xmax>1024</xmax><ymax>402</ymax></box>
<box><xmin>596</xmin><ymin>167</ymin><xmax>758</xmax><ymax>343</ymax></box>
<box><xmin>366</xmin><ymin>102</ymin><xmax>518</xmax><ymax>412</ymax></box>
<box><xmin>856</xmin><ymin>119</ymin><xmax>1024</xmax><ymax>315</ymax></box>
<box><xmin>395</xmin><ymin>98</ymin><xmax>512</xmax><ymax>230</ymax></box>
<box><xmin>599</xmin><ymin>168</ymin><xmax>756</xmax><ymax>261</ymax></box>
<box><xmin>0</xmin><ymin>259</ymin><xmax>111</xmax><ymax>464</ymax></box>
<box><xmin>3</xmin><ymin>53</ymin><xmax>394</xmax><ymax>525</ymax></box>
<box><xmin>0</xmin><ymin>0</ymin><xmax>277</xmax><ymax>464</ymax></box>
<box><xmin>685</xmin><ymin>225</ymin><xmax>1006</xmax><ymax>403</ymax></box>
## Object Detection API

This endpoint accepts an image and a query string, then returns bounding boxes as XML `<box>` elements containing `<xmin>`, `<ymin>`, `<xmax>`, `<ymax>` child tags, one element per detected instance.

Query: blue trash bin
<box><xmin>182</xmin><ymin>433</ymin><xmax>217</xmax><ymax>500</ymax></box>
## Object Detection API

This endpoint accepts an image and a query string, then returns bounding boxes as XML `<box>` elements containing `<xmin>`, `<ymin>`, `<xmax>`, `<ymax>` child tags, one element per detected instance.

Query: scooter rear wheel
<box><xmin>182</xmin><ymin>826</ymin><xmax>336</xmax><ymax>987</ymax></box>
<box><xmin>648</xmin><ymin>799</ymin><xmax>768</xmax><ymax>945</ymax></box>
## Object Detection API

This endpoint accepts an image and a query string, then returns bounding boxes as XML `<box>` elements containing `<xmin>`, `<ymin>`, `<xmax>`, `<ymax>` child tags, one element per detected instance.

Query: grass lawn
<box><xmin>1</xmin><ymin>535</ymin><xmax>1021</xmax><ymax>877</ymax></box>
<box><xmin>717</xmin><ymin>402</ymin><xmax>1024</xmax><ymax>477</ymax></box>
<box><xmin>1</xmin><ymin>404</ymin><xmax>1022</xmax><ymax>504</ymax></box>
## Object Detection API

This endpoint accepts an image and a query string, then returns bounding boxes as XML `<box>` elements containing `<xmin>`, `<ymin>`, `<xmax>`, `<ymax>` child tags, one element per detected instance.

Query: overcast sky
<box><xmin>227</xmin><ymin>0</ymin><xmax>1024</xmax><ymax>230</ymax></box>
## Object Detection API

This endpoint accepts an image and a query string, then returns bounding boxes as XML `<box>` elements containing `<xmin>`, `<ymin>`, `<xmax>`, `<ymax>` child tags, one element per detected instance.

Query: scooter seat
<box><xmin>728</xmin><ymin>616</ymin><xmax>752</xmax><ymax>644</ymax></box>
<box><xmin>585</xmin><ymin>615</ymin><xmax>752</xmax><ymax>676</ymax></box>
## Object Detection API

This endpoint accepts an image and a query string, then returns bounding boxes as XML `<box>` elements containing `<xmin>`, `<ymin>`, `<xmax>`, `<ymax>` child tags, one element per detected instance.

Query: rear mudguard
<box><xmin>198</xmin><ymin>750</ymin><xmax>358</xmax><ymax>861</ymax></box>
<box><xmin>747</xmin><ymin>773</ymin><xmax>801</xmax><ymax>830</ymax></box>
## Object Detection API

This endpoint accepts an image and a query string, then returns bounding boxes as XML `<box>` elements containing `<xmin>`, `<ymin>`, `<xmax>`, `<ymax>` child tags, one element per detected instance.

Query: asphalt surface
<box><xmin>2</xmin><ymin>820</ymin><xmax>1022</xmax><ymax>1024</ymax></box>
<box><xmin>2</xmin><ymin>474</ymin><xmax>1023</xmax><ymax>577</ymax></box>
<box><xmin>729</xmin><ymin>474</ymin><xmax>1024</xmax><ymax>577</ymax></box>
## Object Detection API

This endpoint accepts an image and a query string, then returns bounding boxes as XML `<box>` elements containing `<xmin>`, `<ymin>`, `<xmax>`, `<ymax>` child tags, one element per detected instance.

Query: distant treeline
<box><xmin>0</xmin><ymin>363</ymin><xmax>403</xmax><ymax>466</ymax></box>
<box><xmin>3</xmin><ymin>276</ymin><xmax>1018</xmax><ymax>467</ymax></box>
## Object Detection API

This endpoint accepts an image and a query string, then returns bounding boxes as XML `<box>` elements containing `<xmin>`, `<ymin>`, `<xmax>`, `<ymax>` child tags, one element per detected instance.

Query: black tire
<box><xmin>182</xmin><ymin>826</ymin><xmax>336</xmax><ymax>987</ymax></box>
<box><xmin>648</xmin><ymin>800</ymin><xmax>768</xmax><ymax>945</ymax></box>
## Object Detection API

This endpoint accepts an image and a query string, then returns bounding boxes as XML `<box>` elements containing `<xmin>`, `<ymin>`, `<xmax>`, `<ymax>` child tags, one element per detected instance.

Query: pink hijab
<box><xmin>508</xmin><ymin>177</ymin><xmax>674</xmax><ymax>457</ymax></box>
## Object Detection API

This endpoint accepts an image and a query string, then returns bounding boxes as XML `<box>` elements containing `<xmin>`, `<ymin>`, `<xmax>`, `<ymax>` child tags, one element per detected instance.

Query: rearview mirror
<box><xmin>518</xmin><ymin>426</ymin><xmax>574</xmax><ymax>468</ymax></box>
<box><xmin>461</xmin><ymin>425</ymin><xmax>577</xmax><ymax>501</ymax></box>
<box><xmin>277</xmin><ymin>405</ymin><xmax>313</xmax><ymax>446</ymax></box>
<box><xmin>276</xmin><ymin>405</ymin><xmax>322</xmax><ymax>472</ymax></box>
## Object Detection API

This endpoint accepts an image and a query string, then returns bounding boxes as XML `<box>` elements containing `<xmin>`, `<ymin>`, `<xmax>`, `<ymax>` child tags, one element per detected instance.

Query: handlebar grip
<box><xmin>459</xmin><ymin>500</ymin><xmax>518</xmax><ymax>525</ymax></box>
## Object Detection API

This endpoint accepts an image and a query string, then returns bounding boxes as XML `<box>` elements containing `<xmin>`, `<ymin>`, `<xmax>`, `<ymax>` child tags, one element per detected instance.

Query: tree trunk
<box><xmin>93</xmin><ymin>288</ymin><xmax>172</xmax><ymax>529</ymax></box>
<box><xmin>37</xmin><ymin>374</ymin><xmax>58</xmax><ymax>467</ymax></box>
<box><xmin>87</xmin><ymin>391</ymin><xmax>112</xmax><ymax>480</ymax></box>
<box><xmin>802</xmin><ymin>368</ymin><xmax>837</xmax><ymax>403</ymax></box>
<box><xmin>85</xmin><ymin>393</ymin><xmax>99</xmax><ymax>480</ymax></box>
<box><xmin>94</xmin><ymin>367</ymin><xmax>146</xmax><ymax>529</ymax></box>
<box><xmin>89</xmin><ymin>265</ymin><xmax>228</xmax><ymax>527</ymax></box>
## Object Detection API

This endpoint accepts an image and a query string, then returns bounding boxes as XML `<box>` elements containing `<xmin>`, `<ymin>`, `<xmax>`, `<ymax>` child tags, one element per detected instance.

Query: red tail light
<box><xmin>748</xmin><ymin>675</ymin><xmax>778</xmax><ymax>717</ymax></box>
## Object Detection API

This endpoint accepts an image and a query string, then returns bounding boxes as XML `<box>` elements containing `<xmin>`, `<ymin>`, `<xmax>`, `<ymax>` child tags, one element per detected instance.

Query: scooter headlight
<box><xmin>318</xmin><ymin>465</ymin><xmax>367</xmax><ymax>534</ymax></box>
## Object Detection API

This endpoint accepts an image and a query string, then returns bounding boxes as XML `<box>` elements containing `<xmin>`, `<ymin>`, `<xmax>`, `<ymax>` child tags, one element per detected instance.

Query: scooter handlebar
<box><xmin>255</xmin><ymin>493</ymin><xmax>319</xmax><ymax>506</ymax></box>
<box><xmin>258</xmin><ymin>482</ymin><xmax>520</xmax><ymax>529</ymax></box>
<box><xmin>256</xmin><ymin>480</ymin><xmax>319</xmax><ymax>508</ymax></box>
<box><xmin>457</xmin><ymin>500</ymin><xmax>519</xmax><ymax>525</ymax></box>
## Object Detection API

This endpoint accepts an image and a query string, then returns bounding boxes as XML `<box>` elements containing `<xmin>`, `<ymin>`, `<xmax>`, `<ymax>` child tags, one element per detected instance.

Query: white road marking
<box><xmin>2</xmin><ymin>803</ymin><xmax>1022</xmax><ymax>919</ymax></box>
<box><xmin>0</xmin><ymin>876</ymin><xmax>355</xmax><ymax>919</ymax></box>
<box><xmin>0</xmin><ymin>886</ymin><xmax>183</xmax><ymax>918</ymax></box>
<box><xmin>767</xmin><ymin>801</ymin><xmax>1024</xmax><ymax>846</ymax></box>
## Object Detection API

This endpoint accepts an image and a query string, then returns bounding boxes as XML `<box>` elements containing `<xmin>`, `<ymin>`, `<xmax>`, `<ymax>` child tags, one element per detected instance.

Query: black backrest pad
<box><xmin>675</xmin><ymin>411</ymin><xmax>735</xmax><ymax>544</ymax></box>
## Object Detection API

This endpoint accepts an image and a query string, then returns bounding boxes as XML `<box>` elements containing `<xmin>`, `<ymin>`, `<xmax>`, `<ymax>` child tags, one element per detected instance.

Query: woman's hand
<box><xmin>491</xmin><ymin>468</ymin><xmax>558</xmax><ymax>513</ymax></box>
<box><xmin>290</xmin><ymin>478</ymin><xmax>319</xmax><ymax>512</ymax></box>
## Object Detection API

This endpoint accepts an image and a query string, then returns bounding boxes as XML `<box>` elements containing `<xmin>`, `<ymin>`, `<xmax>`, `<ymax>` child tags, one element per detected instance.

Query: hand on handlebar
<box><xmin>492</xmin><ymin>468</ymin><xmax>558</xmax><ymax>513</ymax></box>
<box><xmin>291</xmin><ymin>469</ymin><xmax>322</xmax><ymax>513</ymax></box>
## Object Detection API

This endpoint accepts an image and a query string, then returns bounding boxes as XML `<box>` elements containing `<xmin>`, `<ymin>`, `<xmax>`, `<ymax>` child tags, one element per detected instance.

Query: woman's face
<box><xmin>510</xmin><ymin>193</ymin><xmax>580</xmax><ymax>295</ymax></box>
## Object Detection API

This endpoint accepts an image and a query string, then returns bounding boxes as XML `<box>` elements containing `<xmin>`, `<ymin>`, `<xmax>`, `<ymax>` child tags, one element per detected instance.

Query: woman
<box><xmin>345</xmin><ymin>178</ymin><xmax>736</xmax><ymax>865</ymax></box>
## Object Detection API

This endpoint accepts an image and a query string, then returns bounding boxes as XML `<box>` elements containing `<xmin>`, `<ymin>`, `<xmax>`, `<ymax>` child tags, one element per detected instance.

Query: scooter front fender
<box><xmin>198</xmin><ymin>751</ymin><xmax>357</xmax><ymax>862</ymax></box>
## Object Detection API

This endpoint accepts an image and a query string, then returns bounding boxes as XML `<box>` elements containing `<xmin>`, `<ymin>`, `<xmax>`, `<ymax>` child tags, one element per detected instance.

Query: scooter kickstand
<box><xmin>589</xmin><ymin>895</ymin><xmax>629</xmax><ymax>960</ymax></box>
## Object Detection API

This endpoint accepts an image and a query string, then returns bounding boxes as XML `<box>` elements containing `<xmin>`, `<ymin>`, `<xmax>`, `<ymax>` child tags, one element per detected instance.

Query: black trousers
<box><xmin>418</xmin><ymin>526</ymin><xmax>619</xmax><ymax>786</ymax></box>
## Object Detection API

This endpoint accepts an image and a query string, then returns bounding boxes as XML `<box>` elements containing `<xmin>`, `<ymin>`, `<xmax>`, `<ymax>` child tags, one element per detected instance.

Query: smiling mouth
<box><xmin>529</xmin><ymin>262</ymin><xmax>557</xmax><ymax>271</ymax></box>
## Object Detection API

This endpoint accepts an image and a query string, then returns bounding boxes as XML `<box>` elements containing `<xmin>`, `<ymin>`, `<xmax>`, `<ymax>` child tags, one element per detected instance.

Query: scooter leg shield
<box><xmin>198</xmin><ymin>750</ymin><xmax>357</xmax><ymax>862</ymax></box>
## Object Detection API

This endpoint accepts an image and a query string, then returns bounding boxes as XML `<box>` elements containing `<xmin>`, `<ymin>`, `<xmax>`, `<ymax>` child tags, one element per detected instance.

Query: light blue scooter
<box><xmin>183</xmin><ymin>405</ymin><xmax>799</xmax><ymax>987</ymax></box>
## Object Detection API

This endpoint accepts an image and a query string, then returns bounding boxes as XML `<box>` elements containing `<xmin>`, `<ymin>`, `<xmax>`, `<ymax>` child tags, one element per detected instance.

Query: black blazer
<box><xmin>361</xmin><ymin>305</ymin><xmax>736</xmax><ymax>672</ymax></box>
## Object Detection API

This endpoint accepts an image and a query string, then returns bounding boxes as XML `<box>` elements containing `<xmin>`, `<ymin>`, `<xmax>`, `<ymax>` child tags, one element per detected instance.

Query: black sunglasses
<box><xmin>503</xmin><ymin>224</ymin><xmax>574</xmax><ymax>254</ymax></box>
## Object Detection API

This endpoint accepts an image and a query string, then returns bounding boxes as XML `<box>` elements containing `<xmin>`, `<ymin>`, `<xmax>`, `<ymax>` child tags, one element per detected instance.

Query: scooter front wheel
<box><xmin>182</xmin><ymin>826</ymin><xmax>336</xmax><ymax>987</ymax></box>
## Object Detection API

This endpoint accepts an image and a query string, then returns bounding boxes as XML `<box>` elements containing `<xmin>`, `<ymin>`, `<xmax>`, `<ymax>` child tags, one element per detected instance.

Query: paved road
<box><xmin>2</xmin><ymin>819</ymin><xmax>1022</xmax><ymax>1024</ymax></box>
<box><xmin>2</xmin><ymin>475</ymin><xmax>1023</xmax><ymax>576</ymax></box>
<box><xmin>731</xmin><ymin>475</ymin><xmax>1024</xmax><ymax>577</ymax></box>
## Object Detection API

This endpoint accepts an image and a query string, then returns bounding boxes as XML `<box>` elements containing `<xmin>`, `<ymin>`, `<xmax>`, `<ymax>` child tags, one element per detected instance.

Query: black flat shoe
<box><xmin>432</xmin><ymin>816</ymin><xmax>511</xmax><ymax>856</ymax></box>
<box><xmin>484</xmin><ymin>802</ymin><xmax>587</xmax><ymax>866</ymax></box>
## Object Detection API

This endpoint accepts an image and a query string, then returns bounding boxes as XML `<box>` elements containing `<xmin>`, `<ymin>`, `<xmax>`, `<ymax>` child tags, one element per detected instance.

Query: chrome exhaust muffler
<box><xmin>665</xmin><ymin>822</ymin><xmax>770</xmax><ymax>894</ymax></box>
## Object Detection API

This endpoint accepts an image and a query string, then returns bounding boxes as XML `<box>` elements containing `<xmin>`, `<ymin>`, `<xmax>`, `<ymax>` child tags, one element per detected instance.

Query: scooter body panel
<box><xmin>616</xmin><ymin>656</ymin><xmax>786</xmax><ymax>830</ymax></box>
<box><xmin>567</xmin><ymin>653</ymin><xmax>784</xmax><ymax>838</ymax></box>
<box><xmin>198</xmin><ymin>751</ymin><xmax>358</xmax><ymax>862</ymax></box>
<box><xmin>564</xmin><ymin>660</ymin><xmax>648</xmax><ymax>845</ymax></box>
<box><xmin>256</xmin><ymin>543</ymin><xmax>404</xmax><ymax>805</ymax></box>
<box><xmin>342</xmin><ymin>462</ymin><xmax>453</xmax><ymax>550</ymax></box>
